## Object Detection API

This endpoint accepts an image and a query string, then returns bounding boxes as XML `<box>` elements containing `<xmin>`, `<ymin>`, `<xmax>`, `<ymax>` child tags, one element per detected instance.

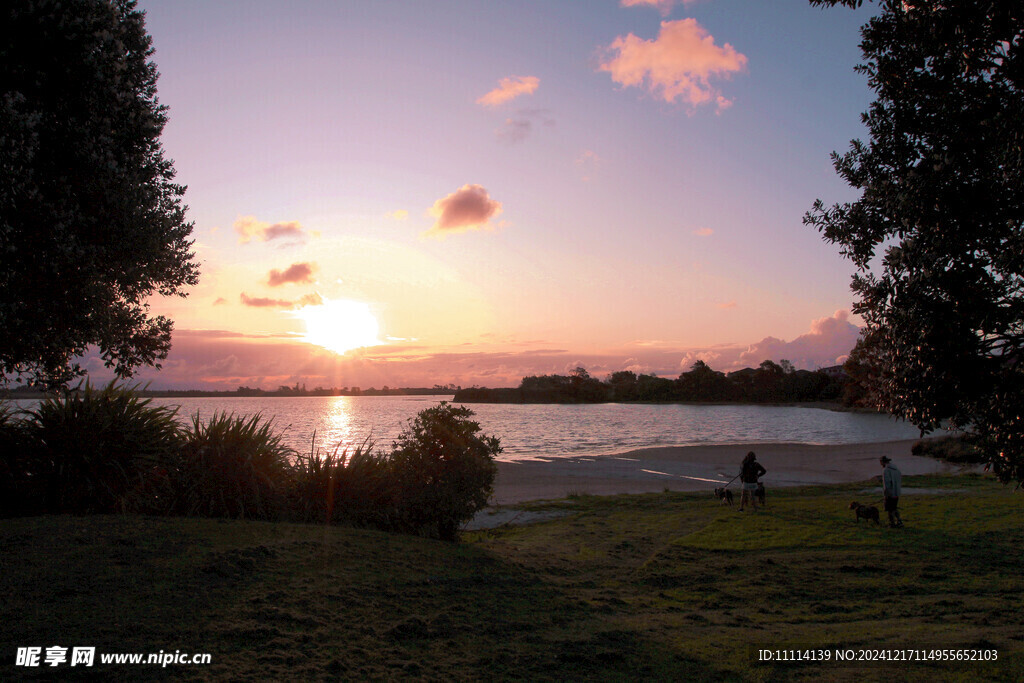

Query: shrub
<box><xmin>0</xmin><ymin>403</ymin><xmax>32</xmax><ymax>517</ymax></box>
<box><xmin>290</xmin><ymin>436</ymin><xmax>394</xmax><ymax>527</ymax></box>
<box><xmin>172</xmin><ymin>412</ymin><xmax>296</xmax><ymax>520</ymax></box>
<box><xmin>19</xmin><ymin>383</ymin><xmax>182</xmax><ymax>514</ymax></box>
<box><xmin>386</xmin><ymin>403</ymin><xmax>500</xmax><ymax>541</ymax></box>
<box><xmin>911</xmin><ymin>434</ymin><xmax>986</xmax><ymax>464</ymax></box>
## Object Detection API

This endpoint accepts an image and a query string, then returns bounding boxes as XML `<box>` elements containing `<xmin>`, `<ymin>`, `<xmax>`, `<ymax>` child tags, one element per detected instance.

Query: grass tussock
<box><xmin>289</xmin><ymin>435</ymin><xmax>394</xmax><ymax>528</ymax></box>
<box><xmin>9</xmin><ymin>383</ymin><xmax>182</xmax><ymax>515</ymax></box>
<box><xmin>1</xmin><ymin>386</ymin><xmax>499</xmax><ymax>541</ymax></box>
<box><xmin>171</xmin><ymin>412</ymin><xmax>296</xmax><ymax>521</ymax></box>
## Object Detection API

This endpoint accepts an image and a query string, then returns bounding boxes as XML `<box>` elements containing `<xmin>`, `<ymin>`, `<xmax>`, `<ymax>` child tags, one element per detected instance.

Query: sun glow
<box><xmin>293</xmin><ymin>298</ymin><xmax>381</xmax><ymax>355</ymax></box>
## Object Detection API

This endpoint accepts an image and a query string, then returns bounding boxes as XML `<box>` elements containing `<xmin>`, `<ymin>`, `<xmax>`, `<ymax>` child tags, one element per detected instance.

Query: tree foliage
<box><xmin>454</xmin><ymin>361</ymin><xmax>845</xmax><ymax>404</ymax></box>
<box><xmin>1</xmin><ymin>0</ymin><xmax>198</xmax><ymax>387</ymax></box>
<box><xmin>806</xmin><ymin>0</ymin><xmax>1024</xmax><ymax>483</ymax></box>
<box><xmin>388</xmin><ymin>403</ymin><xmax>500</xmax><ymax>541</ymax></box>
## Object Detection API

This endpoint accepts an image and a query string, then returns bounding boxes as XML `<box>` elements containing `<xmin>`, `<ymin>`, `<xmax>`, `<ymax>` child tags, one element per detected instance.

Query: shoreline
<box><xmin>491</xmin><ymin>439</ymin><xmax>975</xmax><ymax>505</ymax></box>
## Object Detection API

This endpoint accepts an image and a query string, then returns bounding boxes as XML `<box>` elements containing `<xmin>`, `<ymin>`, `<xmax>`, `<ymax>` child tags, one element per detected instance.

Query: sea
<box><xmin>8</xmin><ymin>395</ymin><xmax>924</xmax><ymax>462</ymax></box>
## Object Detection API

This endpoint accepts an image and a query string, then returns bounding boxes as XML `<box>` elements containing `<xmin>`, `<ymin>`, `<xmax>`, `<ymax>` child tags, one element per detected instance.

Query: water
<box><xmin>9</xmin><ymin>396</ymin><xmax>924</xmax><ymax>461</ymax></box>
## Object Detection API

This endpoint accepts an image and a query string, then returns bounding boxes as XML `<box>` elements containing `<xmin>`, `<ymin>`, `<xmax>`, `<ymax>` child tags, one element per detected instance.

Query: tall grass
<box><xmin>171</xmin><ymin>412</ymin><xmax>296</xmax><ymax>520</ymax></box>
<box><xmin>19</xmin><ymin>383</ymin><xmax>182</xmax><ymax>514</ymax></box>
<box><xmin>0</xmin><ymin>402</ymin><xmax>30</xmax><ymax>517</ymax></box>
<box><xmin>290</xmin><ymin>434</ymin><xmax>394</xmax><ymax>527</ymax></box>
<box><xmin>2</xmin><ymin>386</ymin><xmax>502</xmax><ymax>540</ymax></box>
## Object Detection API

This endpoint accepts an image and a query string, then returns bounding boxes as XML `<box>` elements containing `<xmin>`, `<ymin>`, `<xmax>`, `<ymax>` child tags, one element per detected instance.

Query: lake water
<box><xmin>11</xmin><ymin>396</ymin><xmax>923</xmax><ymax>461</ymax></box>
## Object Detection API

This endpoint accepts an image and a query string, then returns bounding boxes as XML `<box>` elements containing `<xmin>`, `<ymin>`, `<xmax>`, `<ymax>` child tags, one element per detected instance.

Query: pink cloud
<box><xmin>620</xmin><ymin>0</ymin><xmax>697</xmax><ymax>16</ymax></box>
<box><xmin>424</xmin><ymin>184</ymin><xmax>503</xmax><ymax>238</ymax></box>
<box><xmin>599</xmin><ymin>19</ymin><xmax>747</xmax><ymax>110</ymax></box>
<box><xmin>693</xmin><ymin>227</ymin><xmax>714</xmax><ymax>236</ymax></box>
<box><xmin>296</xmin><ymin>293</ymin><xmax>323</xmax><ymax>307</ymax></box>
<box><xmin>234</xmin><ymin>216</ymin><xmax>308</xmax><ymax>245</ymax></box>
<box><xmin>737</xmin><ymin>310</ymin><xmax>859</xmax><ymax>370</ymax></box>
<box><xmin>240</xmin><ymin>291</ymin><xmax>323</xmax><ymax>309</ymax></box>
<box><xmin>477</xmin><ymin>76</ymin><xmax>540</xmax><ymax>107</ymax></box>
<box><xmin>76</xmin><ymin>313</ymin><xmax>860</xmax><ymax>391</ymax></box>
<box><xmin>267</xmin><ymin>262</ymin><xmax>316</xmax><ymax>287</ymax></box>
<box><xmin>240</xmin><ymin>293</ymin><xmax>294</xmax><ymax>308</ymax></box>
<box><xmin>717</xmin><ymin>301</ymin><xmax>737</xmax><ymax>309</ymax></box>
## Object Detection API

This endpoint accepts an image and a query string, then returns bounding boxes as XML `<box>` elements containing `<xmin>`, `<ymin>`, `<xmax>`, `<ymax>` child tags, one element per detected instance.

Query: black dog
<box><xmin>756</xmin><ymin>481</ymin><xmax>766</xmax><ymax>508</ymax></box>
<box><xmin>714</xmin><ymin>487</ymin><xmax>734</xmax><ymax>505</ymax></box>
<box><xmin>849</xmin><ymin>501</ymin><xmax>880</xmax><ymax>524</ymax></box>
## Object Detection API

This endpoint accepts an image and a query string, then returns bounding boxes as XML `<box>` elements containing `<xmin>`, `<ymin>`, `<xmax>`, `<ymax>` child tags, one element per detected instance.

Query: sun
<box><xmin>292</xmin><ymin>298</ymin><xmax>381</xmax><ymax>355</ymax></box>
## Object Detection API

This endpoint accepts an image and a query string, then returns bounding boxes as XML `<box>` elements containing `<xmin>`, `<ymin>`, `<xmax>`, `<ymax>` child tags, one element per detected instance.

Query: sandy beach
<box><xmin>491</xmin><ymin>440</ymin><xmax>973</xmax><ymax>505</ymax></box>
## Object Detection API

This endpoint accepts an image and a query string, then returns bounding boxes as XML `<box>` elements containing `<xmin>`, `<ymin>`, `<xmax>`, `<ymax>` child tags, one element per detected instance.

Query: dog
<box><xmin>714</xmin><ymin>487</ymin><xmax>734</xmax><ymax>505</ymax></box>
<box><xmin>756</xmin><ymin>481</ymin><xmax>766</xmax><ymax>508</ymax></box>
<box><xmin>848</xmin><ymin>501</ymin><xmax>880</xmax><ymax>524</ymax></box>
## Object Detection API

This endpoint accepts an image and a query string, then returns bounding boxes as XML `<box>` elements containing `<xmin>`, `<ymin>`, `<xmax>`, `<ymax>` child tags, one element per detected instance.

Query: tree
<box><xmin>1</xmin><ymin>0</ymin><xmax>199</xmax><ymax>387</ymax></box>
<box><xmin>388</xmin><ymin>403</ymin><xmax>500</xmax><ymax>541</ymax></box>
<box><xmin>677</xmin><ymin>360</ymin><xmax>731</xmax><ymax>401</ymax></box>
<box><xmin>806</xmin><ymin>0</ymin><xmax>1024</xmax><ymax>483</ymax></box>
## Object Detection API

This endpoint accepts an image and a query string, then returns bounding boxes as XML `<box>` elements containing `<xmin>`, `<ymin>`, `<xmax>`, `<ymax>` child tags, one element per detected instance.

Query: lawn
<box><xmin>1</xmin><ymin>474</ymin><xmax>1021</xmax><ymax>681</ymax></box>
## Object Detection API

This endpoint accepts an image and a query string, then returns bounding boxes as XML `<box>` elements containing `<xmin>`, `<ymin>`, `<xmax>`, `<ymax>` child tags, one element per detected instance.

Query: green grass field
<box><xmin>2</xmin><ymin>474</ymin><xmax>1021</xmax><ymax>681</ymax></box>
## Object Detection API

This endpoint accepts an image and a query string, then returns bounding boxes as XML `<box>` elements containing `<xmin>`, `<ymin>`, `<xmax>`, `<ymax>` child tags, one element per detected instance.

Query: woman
<box><xmin>738</xmin><ymin>451</ymin><xmax>766</xmax><ymax>512</ymax></box>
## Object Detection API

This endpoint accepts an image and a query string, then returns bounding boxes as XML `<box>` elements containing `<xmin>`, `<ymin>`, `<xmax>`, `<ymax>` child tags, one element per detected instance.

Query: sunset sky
<box><xmin>97</xmin><ymin>0</ymin><xmax>878</xmax><ymax>390</ymax></box>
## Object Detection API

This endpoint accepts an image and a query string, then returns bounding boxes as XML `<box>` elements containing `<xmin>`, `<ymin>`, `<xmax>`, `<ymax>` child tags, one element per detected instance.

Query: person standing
<box><xmin>880</xmin><ymin>456</ymin><xmax>904</xmax><ymax>528</ymax></box>
<box><xmin>738</xmin><ymin>451</ymin><xmax>766</xmax><ymax>512</ymax></box>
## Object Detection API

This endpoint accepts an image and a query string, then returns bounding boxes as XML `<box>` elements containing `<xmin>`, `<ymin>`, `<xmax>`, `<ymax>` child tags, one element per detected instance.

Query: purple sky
<box><xmin>100</xmin><ymin>0</ymin><xmax>876</xmax><ymax>389</ymax></box>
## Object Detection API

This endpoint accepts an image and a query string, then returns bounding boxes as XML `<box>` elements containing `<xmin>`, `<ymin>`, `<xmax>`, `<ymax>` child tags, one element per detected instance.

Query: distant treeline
<box><xmin>452</xmin><ymin>361</ymin><xmax>847</xmax><ymax>405</ymax></box>
<box><xmin>2</xmin><ymin>383</ymin><xmax>458</xmax><ymax>399</ymax></box>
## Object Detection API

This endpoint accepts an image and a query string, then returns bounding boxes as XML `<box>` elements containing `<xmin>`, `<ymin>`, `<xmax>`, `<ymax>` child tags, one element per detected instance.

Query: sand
<box><xmin>490</xmin><ymin>440</ymin><xmax>975</xmax><ymax>505</ymax></box>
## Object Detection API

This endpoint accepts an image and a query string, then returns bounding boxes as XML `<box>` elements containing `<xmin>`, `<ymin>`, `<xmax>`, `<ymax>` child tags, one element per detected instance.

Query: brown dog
<box><xmin>849</xmin><ymin>501</ymin><xmax>880</xmax><ymax>524</ymax></box>
<box><xmin>714</xmin><ymin>487</ymin><xmax>734</xmax><ymax>505</ymax></box>
<box><xmin>756</xmin><ymin>482</ymin><xmax>766</xmax><ymax>507</ymax></box>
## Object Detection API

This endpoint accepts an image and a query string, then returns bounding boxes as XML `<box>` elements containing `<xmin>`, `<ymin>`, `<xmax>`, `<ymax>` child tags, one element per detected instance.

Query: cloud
<box><xmin>498</xmin><ymin>118</ymin><xmax>532</xmax><ymax>143</ymax></box>
<box><xmin>496</xmin><ymin>109</ymin><xmax>555</xmax><ymax>143</ymax></box>
<box><xmin>213</xmin><ymin>297</ymin><xmax>228</xmax><ymax>306</ymax></box>
<box><xmin>234</xmin><ymin>216</ymin><xmax>308</xmax><ymax>245</ymax></box>
<box><xmin>738</xmin><ymin>310</ymin><xmax>860</xmax><ymax>369</ymax></box>
<box><xmin>240</xmin><ymin>290</ymin><xmax>323</xmax><ymax>309</ymax></box>
<box><xmin>599</xmin><ymin>19</ymin><xmax>747</xmax><ymax>110</ymax></box>
<box><xmin>296</xmin><ymin>293</ymin><xmax>323</xmax><ymax>307</ymax></box>
<box><xmin>476</xmin><ymin>75</ymin><xmax>540</xmax><ymax>107</ymax></box>
<box><xmin>620</xmin><ymin>0</ymin><xmax>697</xmax><ymax>16</ymax></box>
<box><xmin>78</xmin><ymin>310</ymin><xmax>860</xmax><ymax>392</ymax></box>
<box><xmin>385</xmin><ymin>209</ymin><xmax>409</xmax><ymax>221</ymax></box>
<box><xmin>267</xmin><ymin>262</ymin><xmax>316</xmax><ymax>287</ymax></box>
<box><xmin>240</xmin><ymin>292</ymin><xmax>295</xmax><ymax>308</ymax></box>
<box><xmin>693</xmin><ymin>227</ymin><xmax>714</xmax><ymax>236</ymax></box>
<box><xmin>717</xmin><ymin>301</ymin><xmax>737</xmax><ymax>309</ymax></box>
<box><xmin>424</xmin><ymin>184</ymin><xmax>503</xmax><ymax>238</ymax></box>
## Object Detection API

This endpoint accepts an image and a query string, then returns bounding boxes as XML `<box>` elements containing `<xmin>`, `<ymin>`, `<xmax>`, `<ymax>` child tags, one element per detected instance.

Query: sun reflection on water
<box><xmin>313</xmin><ymin>396</ymin><xmax>358</xmax><ymax>457</ymax></box>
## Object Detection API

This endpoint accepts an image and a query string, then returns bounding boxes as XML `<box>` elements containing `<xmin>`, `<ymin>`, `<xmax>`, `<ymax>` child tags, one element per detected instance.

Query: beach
<box><xmin>491</xmin><ymin>439</ymin><xmax>972</xmax><ymax>505</ymax></box>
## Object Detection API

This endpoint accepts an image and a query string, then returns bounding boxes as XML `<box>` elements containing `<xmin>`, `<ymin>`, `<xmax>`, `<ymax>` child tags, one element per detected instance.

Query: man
<box><xmin>880</xmin><ymin>456</ymin><xmax>903</xmax><ymax>528</ymax></box>
<box><xmin>738</xmin><ymin>451</ymin><xmax>766</xmax><ymax>512</ymax></box>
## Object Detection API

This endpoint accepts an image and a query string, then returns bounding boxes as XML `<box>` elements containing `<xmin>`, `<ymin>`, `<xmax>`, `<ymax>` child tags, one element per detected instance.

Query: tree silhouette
<box><xmin>806</xmin><ymin>0</ymin><xmax>1024</xmax><ymax>483</ymax></box>
<box><xmin>1</xmin><ymin>0</ymin><xmax>199</xmax><ymax>387</ymax></box>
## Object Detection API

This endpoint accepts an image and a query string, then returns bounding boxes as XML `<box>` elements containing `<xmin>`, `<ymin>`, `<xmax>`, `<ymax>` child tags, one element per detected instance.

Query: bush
<box><xmin>290</xmin><ymin>436</ymin><xmax>395</xmax><ymax>527</ymax></box>
<box><xmin>911</xmin><ymin>434</ymin><xmax>986</xmax><ymax>464</ymax></box>
<box><xmin>18</xmin><ymin>383</ymin><xmax>182</xmax><ymax>514</ymax></box>
<box><xmin>386</xmin><ymin>403</ymin><xmax>500</xmax><ymax>541</ymax></box>
<box><xmin>0</xmin><ymin>403</ymin><xmax>32</xmax><ymax>517</ymax></box>
<box><xmin>172</xmin><ymin>412</ymin><xmax>296</xmax><ymax>520</ymax></box>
